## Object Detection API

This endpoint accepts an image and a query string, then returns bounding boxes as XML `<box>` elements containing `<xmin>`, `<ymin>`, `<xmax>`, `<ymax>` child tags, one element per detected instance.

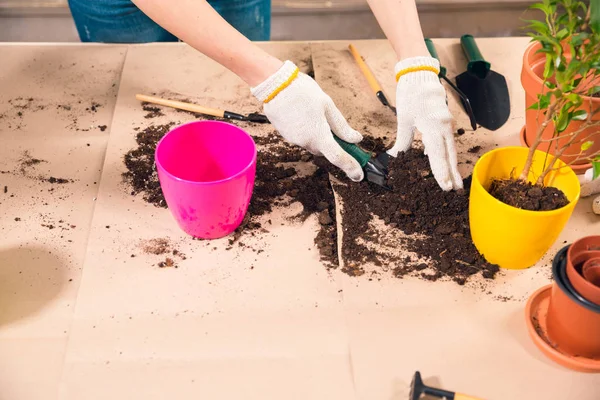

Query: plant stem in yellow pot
<box><xmin>469</xmin><ymin>147</ymin><xmax>580</xmax><ymax>269</ymax></box>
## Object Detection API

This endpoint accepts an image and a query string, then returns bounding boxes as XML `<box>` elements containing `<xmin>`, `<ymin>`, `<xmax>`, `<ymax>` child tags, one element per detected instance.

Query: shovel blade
<box><xmin>456</xmin><ymin>70</ymin><xmax>510</xmax><ymax>131</ymax></box>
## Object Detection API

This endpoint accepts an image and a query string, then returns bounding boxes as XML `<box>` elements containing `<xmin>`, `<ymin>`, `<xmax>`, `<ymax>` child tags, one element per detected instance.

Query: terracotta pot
<box><xmin>566</xmin><ymin>236</ymin><xmax>600</xmax><ymax>305</ymax></box>
<box><xmin>583</xmin><ymin>258</ymin><xmax>600</xmax><ymax>287</ymax></box>
<box><xmin>521</xmin><ymin>41</ymin><xmax>600</xmax><ymax>171</ymax></box>
<box><xmin>546</xmin><ymin>246</ymin><xmax>600</xmax><ymax>359</ymax></box>
<box><xmin>469</xmin><ymin>147</ymin><xmax>580</xmax><ymax>269</ymax></box>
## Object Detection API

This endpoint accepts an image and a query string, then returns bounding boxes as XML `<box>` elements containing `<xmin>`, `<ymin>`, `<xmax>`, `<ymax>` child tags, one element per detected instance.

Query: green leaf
<box><xmin>525</xmin><ymin>19</ymin><xmax>552</xmax><ymax>35</ymax></box>
<box><xmin>581</xmin><ymin>141</ymin><xmax>594</xmax><ymax>151</ymax></box>
<box><xmin>529</xmin><ymin>3</ymin><xmax>550</xmax><ymax>14</ymax></box>
<box><xmin>571</xmin><ymin>32</ymin><xmax>589</xmax><ymax>46</ymax></box>
<box><xmin>528</xmin><ymin>102</ymin><xmax>540</xmax><ymax>110</ymax></box>
<box><xmin>591</xmin><ymin>0</ymin><xmax>600</xmax><ymax>33</ymax></box>
<box><xmin>540</xmin><ymin>92</ymin><xmax>552</xmax><ymax>109</ymax></box>
<box><xmin>589</xmin><ymin>86</ymin><xmax>600</xmax><ymax>96</ymax></box>
<box><xmin>556</xmin><ymin>28</ymin><xmax>570</xmax><ymax>41</ymax></box>
<box><xmin>593</xmin><ymin>159</ymin><xmax>600</xmax><ymax>180</ymax></box>
<box><xmin>556</xmin><ymin>13</ymin><xmax>570</xmax><ymax>27</ymax></box>
<box><xmin>572</xmin><ymin>110</ymin><xmax>588</xmax><ymax>121</ymax></box>
<box><xmin>556</xmin><ymin>56</ymin><xmax>567</xmax><ymax>72</ymax></box>
<box><xmin>567</xmin><ymin>93</ymin><xmax>582</xmax><ymax>106</ymax></box>
<box><xmin>544</xmin><ymin>80</ymin><xmax>556</xmax><ymax>89</ymax></box>
<box><xmin>544</xmin><ymin>56</ymin><xmax>555</xmax><ymax>78</ymax></box>
<box><xmin>555</xmin><ymin>110</ymin><xmax>571</xmax><ymax>132</ymax></box>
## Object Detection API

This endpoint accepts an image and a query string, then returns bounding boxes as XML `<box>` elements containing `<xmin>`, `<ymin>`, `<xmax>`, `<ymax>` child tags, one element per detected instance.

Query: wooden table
<box><xmin>0</xmin><ymin>39</ymin><xmax>598</xmax><ymax>400</ymax></box>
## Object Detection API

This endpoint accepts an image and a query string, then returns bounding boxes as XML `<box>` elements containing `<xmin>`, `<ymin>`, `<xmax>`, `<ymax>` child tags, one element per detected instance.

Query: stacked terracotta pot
<box><xmin>527</xmin><ymin>236</ymin><xmax>600</xmax><ymax>371</ymax></box>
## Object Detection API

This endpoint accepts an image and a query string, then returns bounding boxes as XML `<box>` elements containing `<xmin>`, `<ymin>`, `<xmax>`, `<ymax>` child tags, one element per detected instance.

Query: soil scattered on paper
<box><xmin>122</xmin><ymin>123</ymin><xmax>175</xmax><ymax>208</ymax></box>
<box><xmin>331</xmin><ymin>147</ymin><xmax>500</xmax><ymax>285</ymax></box>
<box><xmin>228</xmin><ymin>133</ymin><xmax>338</xmax><ymax>266</ymax></box>
<box><xmin>18</xmin><ymin>151</ymin><xmax>46</xmax><ymax>174</ymax></box>
<box><xmin>142</xmin><ymin>103</ymin><xmax>164</xmax><ymax>119</ymax></box>
<box><xmin>139</xmin><ymin>237</ymin><xmax>187</xmax><ymax>268</ymax></box>
<box><xmin>122</xmin><ymin>117</ymin><xmax>338</xmax><ymax>266</ymax></box>
<box><xmin>488</xmin><ymin>179</ymin><xmax>569</xmax><ymax>211</ymax></box>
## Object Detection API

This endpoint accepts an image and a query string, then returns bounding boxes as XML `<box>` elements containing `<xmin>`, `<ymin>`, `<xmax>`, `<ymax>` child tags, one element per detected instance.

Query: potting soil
<box><xmin>488</xmin><ymin>178</ymin><xmax>569</xmax><ymax>211</ymax></box>
<box><xmin>330</xmin><ymin>148</ymin><xmax>500</xmax><ymax>285</ymax></box>
<box><xmin>122</xmin><ymin>113</ymin><xmax>500</xmax><ymax>284</ymax></box>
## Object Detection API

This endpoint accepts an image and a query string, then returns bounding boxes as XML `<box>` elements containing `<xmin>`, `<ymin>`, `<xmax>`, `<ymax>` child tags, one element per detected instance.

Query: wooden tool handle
<box><xmin>348</xmin><ymin>44</ymin><xmax>383</xmax><ymax>94</ymax></box>
<box><xmin>135</xmin><ymin>94</ymin><xmax>225</xmax><ymax>118</ymax></box>
<box><xmin>455</xmin><ymin>393</ymin><xmax>485</xmax><ymax>400</ymax></box>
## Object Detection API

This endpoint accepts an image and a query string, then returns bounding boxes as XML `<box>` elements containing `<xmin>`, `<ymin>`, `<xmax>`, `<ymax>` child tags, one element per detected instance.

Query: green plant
<box><xmin>593</xmin><ymin>155</ymin><xmax>600</xmax><ymax>178</ymax></box>
<box><xmin>521</xmin><ymin>0</ymin><xmax>600</xmax><ymax>184</ymax></box>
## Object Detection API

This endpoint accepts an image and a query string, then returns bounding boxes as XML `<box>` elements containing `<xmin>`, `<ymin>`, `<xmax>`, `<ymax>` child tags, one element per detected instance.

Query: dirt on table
<box><xmin>330</xmin><ymin>147</ymin><xmax>500</xmax><ymax>285</ymax></box>
<box><xmin>488</xmin><ymin>179</ymin><xmax>569</xmax><ymax>211</ymax></box>
<box><xmin>142</xmin><ymin>102</ymin><xmax>165</xmax><ymax>119</ymax></box>
<box><xmin>122</xmin><ymin>117</ymin><xmax>339</xmax><ymax>267</ymax></box>
<box><xmin>229</xmin><ymin>133</ymin><xmax>338</xmax><ymax>267</ymax></box>
<box><xmin>139</xmin><ymin>237</ymin><xmax>187</xmax><ymax>268</ymax></box>
<box><xmin>122</xmin><ymin>123</ymin><xmax>175</xmax><ymax>208</ymax></box>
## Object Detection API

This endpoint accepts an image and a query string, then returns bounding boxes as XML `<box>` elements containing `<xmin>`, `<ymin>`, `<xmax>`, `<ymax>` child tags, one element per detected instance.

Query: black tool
<box><xmin>135</xmin><ymin>94</ymin><xmax>270</xmax><ymax>123</ymax></box>
<box><xmin>425</xmin><ymin>38</ymin><xmax>477</xmax><ymax>131</ymax></box>
<box><xmin>456</xmin><ymin>34</ymin><xmax>510</xmax><ymax>131</ymax></box>
<box><xmin>410</xmin><ymin>371</ymin><xmax>483</xmax><ymax>400</ymax></box>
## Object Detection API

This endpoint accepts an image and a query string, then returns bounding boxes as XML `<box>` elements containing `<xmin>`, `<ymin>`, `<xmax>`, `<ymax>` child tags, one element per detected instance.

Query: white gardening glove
<box><xmin>581</xmin><ymin>168</ymin><xmax>600</xmax><ymax>215</ymax></box>
<box><xmin>251</xmin><ymin>60</ymin><xmax>364</xmax><ymax>181</ymax></box>
<box><xmin>390</xmin><ymin>57</ymin><xmax>463</xmax><ymax>191</ymax></box>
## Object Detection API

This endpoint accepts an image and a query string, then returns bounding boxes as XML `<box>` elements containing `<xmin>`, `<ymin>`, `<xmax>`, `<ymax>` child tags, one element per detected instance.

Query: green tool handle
<box><xmin>424</xmin><ymin>38</ymin><xmax>447</xmax><ymax>78</ymax></box>
<box><xmin>460</xmin><ymin>34</ymin><xmax>491</xmax><ymax>78</ymax></box>
<box><xmin>333</xmin><ymin>135</ymin><xmax>370</xmax><ymax>168</ymax></box>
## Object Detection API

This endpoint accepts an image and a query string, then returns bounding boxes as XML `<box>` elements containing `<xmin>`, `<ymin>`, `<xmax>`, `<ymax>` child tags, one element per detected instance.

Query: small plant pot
<box><xmin>566</xmin><ymin>236</ymin><xmax>600</xmax><ymax>305</ymax></box>
<box><xmin>525</xmin><ymin>246</ymin><xmax>600</xmax><ymax>371</ymax></box>
<box><xmin>469</xmin><ymin>147</ymin><xmax>580</xmax><ymax>269</ymax></box>
<box><xmin>546</xmin><ymin>246</ymin><xmax>600</xmax><ymax>359</ymax></box>
<box><xmin>155</xmin><ymin>121</ymin><xmax>257</xmax><ymax>239</ymax></box>
<box><xmin>521</xmin><ymin>41</ymin><xmax>600</xmax><ymax>169</ymax></box>
<box><xmin>583</xmin><ymin>258</ymin><xmax>600</xmax><ymax>287</ymax></box>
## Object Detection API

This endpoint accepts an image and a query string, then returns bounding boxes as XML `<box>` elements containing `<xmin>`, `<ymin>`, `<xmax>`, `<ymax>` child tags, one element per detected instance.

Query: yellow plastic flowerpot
<box><xmin>469</xmin><ymin>147</ymin><xmax>580</xmax><ymax>269</ymax></box>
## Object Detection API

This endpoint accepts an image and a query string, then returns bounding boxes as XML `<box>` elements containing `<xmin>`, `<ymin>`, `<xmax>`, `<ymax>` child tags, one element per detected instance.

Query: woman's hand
<box><xmin>251</xmin><ymin>61</ymin><xmax>364</xmax><ymax>182</ymax></box>
<box><xmin>390</xmin><ymin>56</ymin><xmax>463</xmax><ymax>191</ymax></box>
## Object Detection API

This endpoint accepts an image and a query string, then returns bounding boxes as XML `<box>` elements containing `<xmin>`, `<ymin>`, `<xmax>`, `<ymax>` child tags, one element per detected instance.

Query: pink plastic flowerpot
<box><xmin>155</xmin><ymin>121</ymin><xmax>257</xmax><ymax>239</ymax></box>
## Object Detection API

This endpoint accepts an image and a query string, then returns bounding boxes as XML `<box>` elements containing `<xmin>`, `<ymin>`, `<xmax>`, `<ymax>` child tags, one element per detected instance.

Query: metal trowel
<box><xmin>456</xmin><ymin>34</ymin><xmax>510</xmax><ymax>130</ymax></box>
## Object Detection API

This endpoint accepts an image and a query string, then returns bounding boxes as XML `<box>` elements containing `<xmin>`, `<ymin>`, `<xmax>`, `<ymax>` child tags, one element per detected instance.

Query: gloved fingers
<box><xmin>388</xmin><ymin>115</ymin><xmax>415</xmax><ymax>157</ymax></box>
<box><xmin>318</xmin><ymin>131</ymin><xmax>365</xmax><ymax>182</ymax></box>
<box><xmin>443</xmin><ymin>131</ymin><xmax>464</xmax><ymax>190</ymax></box>
<box><xmin>418</xmin><ymin>123</ymin><xmax>455</xmax><ymax>191</ymax></box>
<box><xmin>325</xmin><ymin>99</ymin><xmax>363</xmax><ymax>143</ymax></box>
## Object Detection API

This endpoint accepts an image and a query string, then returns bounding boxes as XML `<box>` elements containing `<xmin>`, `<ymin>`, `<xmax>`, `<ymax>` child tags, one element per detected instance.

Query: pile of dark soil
<box><xmin>122</xmin><ymin>123</ymin><xmax>175</xmax><ymax>208</ymax></box>
<box><xmin>488</xmin><ymin>179</ymin><xmax>569</xmax><ymax>211</ymax></box>
<box><xmin>331</xmin><ymin>148</ymin><xmax>500</xmax><ymax>285</ymax></box>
